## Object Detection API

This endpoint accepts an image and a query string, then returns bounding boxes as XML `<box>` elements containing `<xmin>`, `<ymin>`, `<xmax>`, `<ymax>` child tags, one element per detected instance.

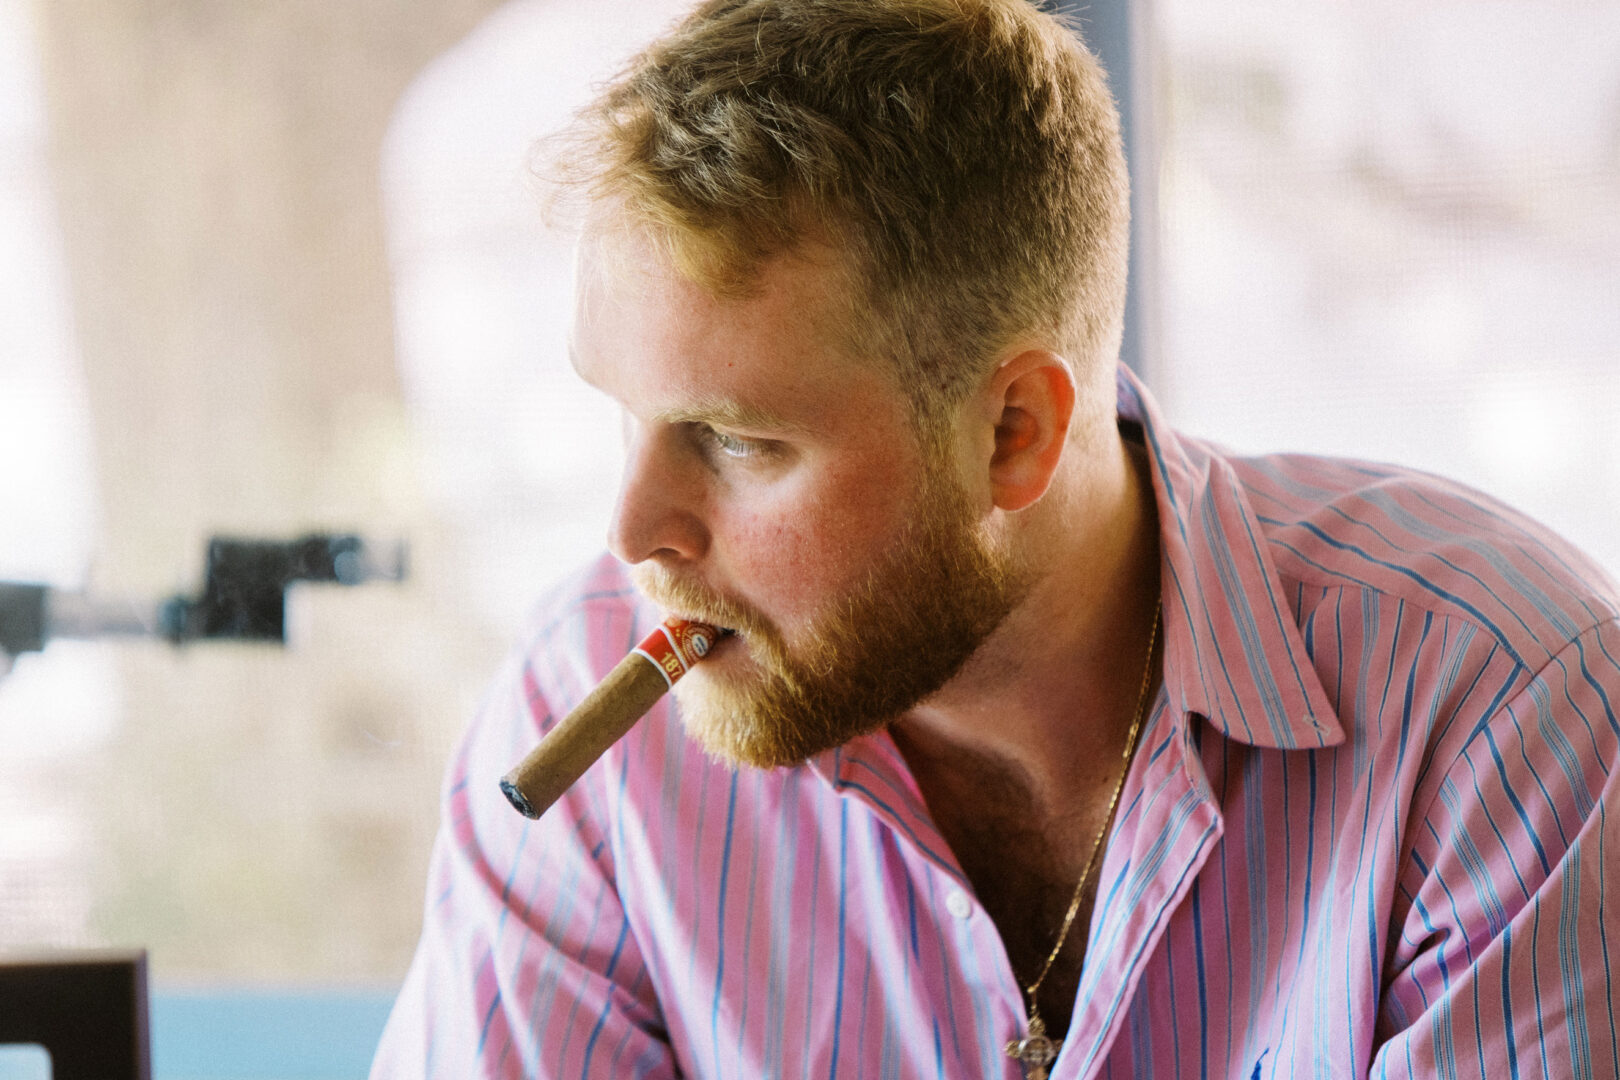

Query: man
<box><xmin>372</xmin><ymin>1</ymin><xmax>1620</xmax><ymax>1076</ymax></box>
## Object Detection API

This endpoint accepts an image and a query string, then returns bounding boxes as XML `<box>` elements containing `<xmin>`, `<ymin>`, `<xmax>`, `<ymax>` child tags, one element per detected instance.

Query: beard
<box><xmin>631</xmin><ymin>461</ymin><xmax>1030</xmax><ymax>768</ymax></box>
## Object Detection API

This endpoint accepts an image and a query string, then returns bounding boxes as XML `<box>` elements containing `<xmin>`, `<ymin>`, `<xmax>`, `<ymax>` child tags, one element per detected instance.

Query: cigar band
<box><xmin>632</xmin><ymin>619</ymin><xmax>716</xmax><ymax>689</ymax></box>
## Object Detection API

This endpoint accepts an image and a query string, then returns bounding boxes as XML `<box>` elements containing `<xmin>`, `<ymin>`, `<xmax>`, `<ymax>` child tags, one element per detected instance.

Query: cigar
<box><xmin>499</xmin><ymin>617</ymin><xmax>721</xmax><ymax>819</ymax></box>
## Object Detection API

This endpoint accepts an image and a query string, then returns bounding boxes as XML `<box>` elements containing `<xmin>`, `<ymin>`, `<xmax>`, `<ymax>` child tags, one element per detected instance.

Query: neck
<box><xmin>893</xmin><ymin>426</ymin><xmax>1161</xmax><ymax>824</ymax></box>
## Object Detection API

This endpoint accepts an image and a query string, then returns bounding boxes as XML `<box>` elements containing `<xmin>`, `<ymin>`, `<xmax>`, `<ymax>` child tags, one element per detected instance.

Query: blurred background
<box><xmin>0</xmin><ymin>0</ymin><xmax>1616</xmax><ymax>1075</ymax></box>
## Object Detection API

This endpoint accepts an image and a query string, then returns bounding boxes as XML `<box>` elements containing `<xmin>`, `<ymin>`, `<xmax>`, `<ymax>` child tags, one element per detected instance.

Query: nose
<box><xmin>607</xmin><ymin>425</ymin><xmax>710</xmax><ymax>566</ymax></box>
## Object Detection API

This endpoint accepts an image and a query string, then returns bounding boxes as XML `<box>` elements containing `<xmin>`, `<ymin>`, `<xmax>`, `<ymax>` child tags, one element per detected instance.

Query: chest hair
<box><xmin>921</xmin><ymin>760</ymin><xmax>1111</xmax><ymax>1041</ymax></box>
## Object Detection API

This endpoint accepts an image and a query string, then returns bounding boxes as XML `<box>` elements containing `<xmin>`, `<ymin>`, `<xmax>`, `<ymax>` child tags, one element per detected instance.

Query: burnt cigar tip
<box><xmin>500</xmin><ymin>778</ymin><xmax>540</xmax><ymax>819</ymax></box>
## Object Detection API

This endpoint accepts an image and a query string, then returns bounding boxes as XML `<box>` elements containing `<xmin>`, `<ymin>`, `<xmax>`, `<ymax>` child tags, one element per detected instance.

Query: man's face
<box><xmin>571</xmin><ymin>226</ymin><xmax>1026</xmax><ymax>767</ymax></box>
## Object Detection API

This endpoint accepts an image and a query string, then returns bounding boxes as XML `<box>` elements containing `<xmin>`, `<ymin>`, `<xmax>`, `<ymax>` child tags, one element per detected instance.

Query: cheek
<box><xmin>721</xmin><ymin>507</ymin><xmax>834</xmax><ymax>612</ymax></box>
<box><xmin>717</xmin><ymin>475</ymin><xmax>906</xmax><ymax>617</ymax></box>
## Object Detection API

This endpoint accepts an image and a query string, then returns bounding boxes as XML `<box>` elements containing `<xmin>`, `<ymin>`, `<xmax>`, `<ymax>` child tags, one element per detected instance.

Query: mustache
<box><xmin>630</xmin><ymin>565</ymin><xmax>772</xmax><ymax>640</ymax></box>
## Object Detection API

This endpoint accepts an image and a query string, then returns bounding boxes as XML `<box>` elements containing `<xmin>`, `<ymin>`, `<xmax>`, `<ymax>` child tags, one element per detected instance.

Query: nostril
<box><xmin>607</xmin><ymin>498</ymin><xmax>709</xmax><ymax>567</ymax></box>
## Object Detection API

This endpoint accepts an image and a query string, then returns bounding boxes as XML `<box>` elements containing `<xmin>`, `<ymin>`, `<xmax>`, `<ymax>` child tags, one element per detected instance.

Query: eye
<box><xmin>682</xmin><ymin>421</ymin><xmax>787</xmax><ymax>470</ymax></box>
<box><xmin>709</xmin><ymin>429</ymin><xmax>763</xmax><ymax>459</ymax></box>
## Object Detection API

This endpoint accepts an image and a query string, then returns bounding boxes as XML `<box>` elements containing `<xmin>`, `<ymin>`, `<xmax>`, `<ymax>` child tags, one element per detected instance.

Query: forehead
<box><xmin>570</xmin><ymin>223</ymin><xmax>905</xmax><ymax>431</ymax></box>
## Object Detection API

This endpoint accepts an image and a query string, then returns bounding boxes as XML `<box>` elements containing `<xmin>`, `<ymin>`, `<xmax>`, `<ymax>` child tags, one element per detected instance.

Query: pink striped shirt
<box><xmin>372</xmin><ymin>368</ymin><xmax>1620</xmax><ymax>1078</ymax></box>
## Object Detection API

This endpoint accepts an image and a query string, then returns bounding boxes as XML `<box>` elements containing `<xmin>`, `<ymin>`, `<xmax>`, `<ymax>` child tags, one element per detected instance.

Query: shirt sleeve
<box><xmin>370</xmin><ymin>641</ymin><xmax>679</xmax><ymax>1080</ymax></box>
<box><xmin>1372</xmin><ymin>617</ymin><xmax>1620</xmax><ymax>1079</ymax></box>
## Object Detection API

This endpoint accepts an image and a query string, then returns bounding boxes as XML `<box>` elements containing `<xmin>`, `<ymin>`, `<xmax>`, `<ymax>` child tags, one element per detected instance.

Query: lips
<box><xmin>672</xmin><ymin>613</ymin><xmax>739</xmax><ymax>639</ymax></box>
<box><xmin>696</xmin><ymin>626</ymin><xmax>743</xmax><ymax>665</ymax></box>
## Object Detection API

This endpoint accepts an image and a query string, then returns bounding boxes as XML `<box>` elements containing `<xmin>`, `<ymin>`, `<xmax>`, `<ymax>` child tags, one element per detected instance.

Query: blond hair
<box><xmin>561</xmin><ymin>0</ymin><xmax>1130</xmax><ymax>425</ymax></box>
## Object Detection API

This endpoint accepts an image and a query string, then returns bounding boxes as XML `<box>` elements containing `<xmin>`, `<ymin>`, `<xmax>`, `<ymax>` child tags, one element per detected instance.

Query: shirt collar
<box><xmin>1118</xmin><ymin>364</ymin><xmax>1343</xmax><ymax>749</ymax></box>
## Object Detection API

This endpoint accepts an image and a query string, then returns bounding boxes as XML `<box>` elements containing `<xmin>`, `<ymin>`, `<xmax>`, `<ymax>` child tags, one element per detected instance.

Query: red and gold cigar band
<box><xmin>632</xmin><ymin>618</ymin><xmax>718</xmax><ymax>688</ymax></box>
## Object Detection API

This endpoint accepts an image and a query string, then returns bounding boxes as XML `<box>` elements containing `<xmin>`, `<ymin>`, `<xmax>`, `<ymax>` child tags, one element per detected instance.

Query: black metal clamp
<box><xmin>0</xmin><ymin>533</ymin><xmax>407</xmax><ymax>664</ymax></box>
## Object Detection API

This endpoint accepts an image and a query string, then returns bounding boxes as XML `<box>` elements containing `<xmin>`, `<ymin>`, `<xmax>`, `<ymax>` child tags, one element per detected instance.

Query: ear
<box><xmin>983</xmin><ymin>350</ymin><xmax>1076</xmax><ymax>512</ymax></box>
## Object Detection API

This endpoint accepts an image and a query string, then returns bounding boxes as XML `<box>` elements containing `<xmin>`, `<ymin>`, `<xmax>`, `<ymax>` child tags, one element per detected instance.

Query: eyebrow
<box><xmin>654</xmin><ymin>396</ymin><xmax>810</xmax><ymax>436</ymax></box>
<box><xmin>568</xmin><ymin>344</ymin><xmax>812</xmax><ymax>436</ymax></box>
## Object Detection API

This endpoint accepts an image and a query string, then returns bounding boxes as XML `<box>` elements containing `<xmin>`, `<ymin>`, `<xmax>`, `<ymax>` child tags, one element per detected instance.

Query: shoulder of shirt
<box><xmin>1220</xmin><ymin>447</ymin><xmax>1620</xmax><ymax>671</ymax></box>
<box><xmin>504</xmin><ymin>552</ymin><xmax>653</xmax><ymax>697</ymax></box>
<box><xmin>517</xmin><ymin>551</ymin><xmax>644</xmax><ymax>632</ymax></box>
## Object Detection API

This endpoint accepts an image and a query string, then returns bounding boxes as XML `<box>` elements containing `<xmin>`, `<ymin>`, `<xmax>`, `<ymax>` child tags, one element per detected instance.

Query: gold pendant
<box><xmin>1004</xmin><ymin>1014</ymin><xmax>1061</xmax><ymax>1079</ymax></box>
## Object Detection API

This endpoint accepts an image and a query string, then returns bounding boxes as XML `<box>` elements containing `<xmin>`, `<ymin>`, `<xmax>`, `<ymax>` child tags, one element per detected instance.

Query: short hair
<box><xmin>560</xmin><ymin>0</ymin><xmax>1130</xmax><ymax>426</ymax></box>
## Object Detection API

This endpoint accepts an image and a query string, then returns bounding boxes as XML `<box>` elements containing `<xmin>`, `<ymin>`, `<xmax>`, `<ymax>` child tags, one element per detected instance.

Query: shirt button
<box><xmin>946</xmin><ymin>889</ymin><xmax>973</xmax><ymax>919</ymax></box>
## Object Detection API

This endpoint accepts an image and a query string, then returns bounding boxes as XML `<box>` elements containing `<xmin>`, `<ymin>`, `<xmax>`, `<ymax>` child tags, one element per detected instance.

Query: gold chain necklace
<box><xmin>1004</xmin><ymin>608</ymin><xmax>1160</xmax><ymax>1080</ymax></box>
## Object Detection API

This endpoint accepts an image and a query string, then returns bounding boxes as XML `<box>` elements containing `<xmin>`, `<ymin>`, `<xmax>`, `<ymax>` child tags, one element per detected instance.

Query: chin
<box><xmin>667</xmin><ymin>669</ymin><xmax>816</xmax><ymax>770</ymax></box>
<box><xmin>682</xmin><ymin>631</ymin><xmax>758</xmax><ymax>689</ymax></box>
